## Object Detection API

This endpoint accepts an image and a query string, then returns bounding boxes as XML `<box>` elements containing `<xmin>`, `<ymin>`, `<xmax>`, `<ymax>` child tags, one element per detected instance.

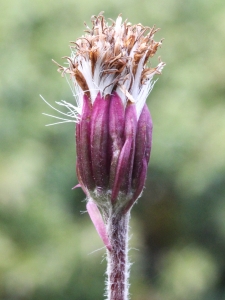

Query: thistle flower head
<box><xmin>55</xmin><ymin>12</ymin><xmax>165</xmax><ymax>120</ymax></box>
<box><xmin>55</xmin><ymin>12</ymin><xmax>165</xmax><ymax>213</ymax></box>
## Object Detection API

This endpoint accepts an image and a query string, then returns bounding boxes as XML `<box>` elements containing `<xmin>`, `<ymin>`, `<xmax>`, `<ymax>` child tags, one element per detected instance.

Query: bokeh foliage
<box><xmin>1</xmin><ymin>0</ymin><xmax>225</xmax><ymax>299</ymax></box>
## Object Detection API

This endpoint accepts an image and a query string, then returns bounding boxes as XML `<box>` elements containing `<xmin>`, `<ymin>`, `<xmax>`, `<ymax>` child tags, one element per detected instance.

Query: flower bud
<box><xmin>76</xmin><ymin>91</ymin><xmax>153</xmax><ymax>212</ymax></box>
<box><xmin>55</xmin><ymin>13</ymin><xmax>165</xmax><ymax>212</ymax></box>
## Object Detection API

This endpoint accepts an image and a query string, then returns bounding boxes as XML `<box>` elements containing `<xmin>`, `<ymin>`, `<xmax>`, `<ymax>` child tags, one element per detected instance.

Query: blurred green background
<box><xmin>1</xmin><ymin>0</ymin><xmax>225</xmax><ymax>299</ymax></box>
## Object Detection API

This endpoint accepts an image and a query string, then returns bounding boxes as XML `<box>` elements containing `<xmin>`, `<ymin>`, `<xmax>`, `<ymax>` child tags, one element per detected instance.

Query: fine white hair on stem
<box><xmin>88</xmin><ymin>246</ymin><xmax>107</xmax><ymax>255</ymax></box>
<box><xmin>105</xmin><ymin>212</ymin><xmax>131</xmax><ymax>300</ymax></box>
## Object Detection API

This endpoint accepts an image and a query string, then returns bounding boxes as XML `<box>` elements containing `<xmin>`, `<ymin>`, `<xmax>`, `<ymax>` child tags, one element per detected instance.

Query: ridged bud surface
<box><xmin>91</xmin><ymin>93</ymin><xmax>110</xmax><ymax>190</ymax></box>
<box><xmin>76</xmin><ymin>92</ymin><xmax>152</xmax><ymax>211</ymax></box>
<box><xmin>109</xmin><ymin>93</ymin><xmax>125</xmax><ymax>190</ymax></box>
<box><xmin>76</xmin><ymin>95</ymin><xmax>95</xmax><ymax>192</ymax></box>
<box><xmin>111</xmin><ymin>103</ymin><xmax>137</xmax><ymax>203</ymax></box>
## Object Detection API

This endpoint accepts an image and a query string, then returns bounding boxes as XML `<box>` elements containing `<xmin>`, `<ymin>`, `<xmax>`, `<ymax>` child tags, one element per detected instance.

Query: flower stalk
<box><xmin>53</xmin><ymin>12</ymin><xmax>165</xmax><ymax>300</ymax></box>
<box><xmin>106</xmin><ymin>211</ymin><xmax>130</xmax><ymax>300</ymax></box>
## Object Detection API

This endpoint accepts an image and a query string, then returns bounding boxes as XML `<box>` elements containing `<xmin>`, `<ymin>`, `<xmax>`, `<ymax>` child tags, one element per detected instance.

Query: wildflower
<box><xmin>53</xmin><ymin>12</ymin><xmax>165</xmax><ymax>300</ymax></box>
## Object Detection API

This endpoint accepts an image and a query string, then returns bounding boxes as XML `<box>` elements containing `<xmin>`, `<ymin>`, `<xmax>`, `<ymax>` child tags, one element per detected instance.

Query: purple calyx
<box><xmin>76</xmin><ymin>92</ymin><xmax>152</xmax><ymax>210</ymax></box>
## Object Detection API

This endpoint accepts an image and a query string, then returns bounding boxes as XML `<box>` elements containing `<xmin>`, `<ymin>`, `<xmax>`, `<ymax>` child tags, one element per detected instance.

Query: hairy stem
<box><xmin>106</xmin><ymin>211</ymin><xmax>130</xmax><ymax>300</ymax></box>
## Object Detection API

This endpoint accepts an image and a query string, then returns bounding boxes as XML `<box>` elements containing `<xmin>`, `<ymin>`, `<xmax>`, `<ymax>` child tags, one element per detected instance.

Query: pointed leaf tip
<box><xmin>86</xmin><ymin>201</ymin><xmax>112</xmax><ymax>251</ymax></box>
